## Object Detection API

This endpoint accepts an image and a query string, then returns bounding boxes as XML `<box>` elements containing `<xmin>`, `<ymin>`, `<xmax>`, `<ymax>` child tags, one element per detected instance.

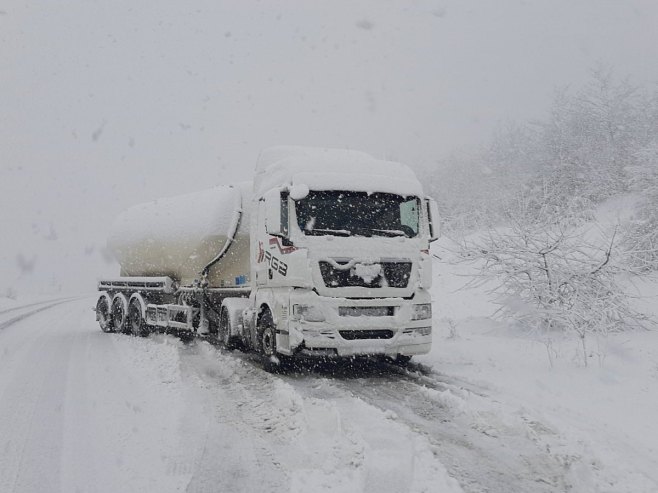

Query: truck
<box><xmin>96</xmin><ymin>146</ymin><xmax>440</xmax><ymax>366</ymax></box>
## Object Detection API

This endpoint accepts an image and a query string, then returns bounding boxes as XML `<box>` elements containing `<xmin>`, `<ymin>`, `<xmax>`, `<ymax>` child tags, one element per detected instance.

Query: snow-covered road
<box><xmin>0</xmin><ymin>299</ymin><xmax>194</xmax><ymax>492</ymax></box>
<box><xmin>0</xmin><ymin>297</ymin><xmax>587</xmax><ymax>493</ymax></box>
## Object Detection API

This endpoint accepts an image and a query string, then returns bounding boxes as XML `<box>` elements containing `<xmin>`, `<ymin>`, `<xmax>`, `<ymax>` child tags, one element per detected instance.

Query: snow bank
<box><xmin>425</xmin><ymin>226</ymin><xmax>658</xmax><ymax>492</ymax></box>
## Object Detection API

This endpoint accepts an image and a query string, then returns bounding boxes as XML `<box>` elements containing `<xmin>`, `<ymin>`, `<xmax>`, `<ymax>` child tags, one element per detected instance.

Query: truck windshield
<box><xmin>294</xmin><ymin>191</ymin><xmax>420</xmax><ymax>238</ymax></box>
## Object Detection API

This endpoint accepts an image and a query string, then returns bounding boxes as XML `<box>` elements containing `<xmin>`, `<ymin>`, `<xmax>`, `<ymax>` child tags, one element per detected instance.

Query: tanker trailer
<box><xmin>96</xmin><ymin>182</ymin><xmax>251</xmax><ymax>339</ymax></box>
<box><xmin>97</xmin><ymin>147</ymin><xmax>441</xmax><ymax>366</ymax></box>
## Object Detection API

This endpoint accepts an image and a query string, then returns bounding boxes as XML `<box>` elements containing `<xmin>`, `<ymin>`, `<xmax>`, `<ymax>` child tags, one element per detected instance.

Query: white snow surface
<box><xmin>426</xmin><ymin>236</ymin><xmax>658</xmax><ymax>492</ymax></box>
<box><xmin>108</xmin><ymin>185</ymin><xmax>243</xmax><ymax>248</ymax></box>
<box><xmin>2</xmin><ymin>216</ymin><xmax>658</xmax><ymax>492</ymax></box>
<box><xmin>254</xmin><ymin>146</ymin><xmax>423</xmax><ymax>197</ymax></box>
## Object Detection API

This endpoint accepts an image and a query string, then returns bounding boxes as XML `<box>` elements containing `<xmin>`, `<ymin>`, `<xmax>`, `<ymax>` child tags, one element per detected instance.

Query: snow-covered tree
<box><xmin>458</xmin><ymin>217</ymin><xmax>649</xmax><ymax>366</ymax></box>
<box><xmin>623</xmin><ymin>140</ymin><xmax>658</xmax><ymax>271</ymax></box>
<box><xmin>523</xmin><ymin>69</ymin><xmax>653</xmax><ymax>219</ymax></box>
<box><xmin>424</xmin><ymin>69</ymin><xmax>657</xmax><ymax>231</ymax></box>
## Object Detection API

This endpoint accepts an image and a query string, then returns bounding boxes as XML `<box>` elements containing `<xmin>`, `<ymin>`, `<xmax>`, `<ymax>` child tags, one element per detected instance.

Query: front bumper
<box><xmin>281</xmin><ymin>291</ymin><xmax>432</xmax><ymax>357</ymax></box>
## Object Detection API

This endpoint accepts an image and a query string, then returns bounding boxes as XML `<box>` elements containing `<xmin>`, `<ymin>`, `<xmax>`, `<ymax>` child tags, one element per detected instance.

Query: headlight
<box><xmin>293</xmin><ymin>304</ymin><xmax>326</xmax><ymax>322</ymax></box>
<box><xmin>411</xmin><ymin>303</ymin><xmax>432</xmax><ymax>321</ymax></box>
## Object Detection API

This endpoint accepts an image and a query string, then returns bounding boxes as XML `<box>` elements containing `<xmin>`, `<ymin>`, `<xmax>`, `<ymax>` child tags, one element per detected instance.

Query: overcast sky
<box><xmin>2</xmin><ymin>0</ymin><xmax>658</xmax><ymax>295</ymax></box>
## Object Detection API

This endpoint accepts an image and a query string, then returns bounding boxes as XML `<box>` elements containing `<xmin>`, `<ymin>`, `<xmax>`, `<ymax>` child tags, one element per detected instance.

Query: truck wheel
<box><xmin>96</xmin><ymin>294</ymin><xmax>114</xmax><ymax>333</ymax></box>
<box><xmin>258</xmin><ymin>310</ymin><xmax>291</xmax><ymax>372</ymax></box>
<box><xmin>218</xmin><ymin>307</ymin><xmax>237</xmax><ymax>350</ymax></box>
<box><xmin>257</xmin><ymin>309</ymin><xmax>277</xmax><ymax>356</ymax></box>
<box><xmin>111</xmin><ymin>294</ymin><xmax>129</xmax><ymax>334</ymax></box>
<box><xmin>394</xmin><ymin>354</ymin><xmax>412</xmax><ymax>365</ymax></box>
<box><xmin>260</xmin><ymin>323</ymin><xmax>276</xmax><ymax>358</ymax></box>
<box><xmin>128</xmin><ymin>299</ymin><xmax>149</xmax><ymax>337</ymax></box>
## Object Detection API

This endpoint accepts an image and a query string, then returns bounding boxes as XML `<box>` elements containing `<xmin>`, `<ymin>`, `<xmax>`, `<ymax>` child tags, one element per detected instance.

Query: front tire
<box><xmin>218</xmin><ymin>307</ymin><xmax>238</xmax><ymax>350</ymax></box>
<box><xmin>261</xmin><ymin>324</ymin><xmax>276</xmax><ymax>358</ymax></box>
<box><xmin>257</xmin><ymin>309</ymin><xmax>286</xmax><ymax>372</ymax></box>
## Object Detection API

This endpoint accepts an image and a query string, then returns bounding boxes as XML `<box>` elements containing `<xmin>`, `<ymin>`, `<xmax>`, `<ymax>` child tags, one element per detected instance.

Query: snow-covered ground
<box><xmin>1</xmin><ymin>249</ymin><xmax>657</xmax><ymax>492</ymax></box>
<box><xmin>426</xmin><ymin>249</ymin><xmax>658</xmax><ymax>492</ymax></box>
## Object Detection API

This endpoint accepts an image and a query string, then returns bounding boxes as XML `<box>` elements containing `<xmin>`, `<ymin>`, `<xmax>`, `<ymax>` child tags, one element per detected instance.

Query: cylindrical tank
<box><xmin>108</xmin><ymin>183</ymin><xmax>252</xmax><ymax>288</ymax></box>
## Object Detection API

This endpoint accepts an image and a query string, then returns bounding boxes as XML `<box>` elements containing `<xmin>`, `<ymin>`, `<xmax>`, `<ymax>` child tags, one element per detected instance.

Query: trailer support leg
<box><xmin>198</xmin><ymin>300</ymin><xmax>210</xmax><ymax>335</ymax></box>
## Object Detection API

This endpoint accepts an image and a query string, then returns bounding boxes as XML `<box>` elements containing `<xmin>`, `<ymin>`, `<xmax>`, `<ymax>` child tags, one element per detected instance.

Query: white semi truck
<box><xmin>96</xmin><ymin>147</ymin><xmax>440</xmax><ymax>365</ymax></box>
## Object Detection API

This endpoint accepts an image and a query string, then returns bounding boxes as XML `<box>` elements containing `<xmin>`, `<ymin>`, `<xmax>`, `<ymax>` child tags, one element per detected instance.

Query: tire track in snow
<box><xmin>180</xmin><ymin>340</ymin><xmax>567</xmax><ymax>492</ymax></box>
<box><xmin>0</xmin><ymin>297</ymin><xmax>75</xmax><ymax>317</ymax></box>
<box><xmin>0</xmin><ymin>299</ymin><xmax>196</xmax><ymax>493</ymax></box>
<box><xmin>176</xmin><ymin>342</ymin><xmax>462</xmax><ymax>493</ymax></box>
<box><xmin>174</xmin><ymin>342</ymin><xmax>291</xmax><ymax>493</ymax></box>
<box><xmin>282</xmin><ymin>361</ymin><xmax>569</xmax><ymax>493</ymax></box>
<box><xmin>0</xmin><ymin>297</ymin><xmax>81</xmax><ymax>331</ymax></box>
<box><xmin>0</xmin><ymin>301</ymin><xmax>85</xmax><ymax>493</ymax></box>
<box><xmin>77</xmin><ymin>327</ymin><xmax>566</xmax><ymax>493</ymax></box>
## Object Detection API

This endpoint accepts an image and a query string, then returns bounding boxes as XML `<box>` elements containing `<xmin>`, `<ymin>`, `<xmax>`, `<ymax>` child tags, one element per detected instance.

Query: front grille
<box><xmin>339</xmin><ymin>330</ymin><xmax>394</xmax><ymax>340</ymax></box>
<box><xmin>339</xmin><ymin>306</ymin><xmax>395</xmax><ymax>317</ymax></box>
<box><xmin>319</xmin><ymin>260</ymin><xmax>411</xmax><ymax>288</ymax></box>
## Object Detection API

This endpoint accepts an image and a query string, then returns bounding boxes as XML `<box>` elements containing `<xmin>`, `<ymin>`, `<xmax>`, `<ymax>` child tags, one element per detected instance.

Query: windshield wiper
<box><xmin>307</xmin><ymin>228</ymin><xmax>352</xmax><ymax>237</ymax></box>
<box><xmin>371</xmin><ymin>229</ymin><xmax>407</xmax><ymax>237</ymax></box>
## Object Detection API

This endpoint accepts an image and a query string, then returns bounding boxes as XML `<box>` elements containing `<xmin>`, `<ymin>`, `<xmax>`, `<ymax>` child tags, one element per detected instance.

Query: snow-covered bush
<box><xmin>622</xmin><ymin>141</ymin><xmax>658</xmax><ymax>271</ymax></box>
<box><xmin>458</xmin><ymin>218</ymin><xmax>650</xmax><ymax>366</ymax></box>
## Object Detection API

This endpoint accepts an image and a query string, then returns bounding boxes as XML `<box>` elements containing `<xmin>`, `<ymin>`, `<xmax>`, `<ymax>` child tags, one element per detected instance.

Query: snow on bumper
<box><xmin>283</xmin><ymin>291</ymin><xmax>433</xmax><ymax>357</ymax></box>
<box><xmin>296</xmin><ymin>329</ymin><xmax>431</xmax><ymax>358</ymax></box>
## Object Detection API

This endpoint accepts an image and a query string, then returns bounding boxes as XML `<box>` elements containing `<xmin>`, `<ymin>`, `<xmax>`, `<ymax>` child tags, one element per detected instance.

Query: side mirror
<box><xmin>263</xmin><ymin>188</ymin><xmax>289</xmax><ymax>237</ymax></box>
<box><xmin>426</xmin><ymin>198</ymin><xmax>440</xmax><ymax>242</ymax></box>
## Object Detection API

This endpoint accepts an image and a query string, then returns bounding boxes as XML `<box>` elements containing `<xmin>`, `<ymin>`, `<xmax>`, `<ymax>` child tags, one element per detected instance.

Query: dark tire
<box><xmin>261</xmin><ymin>324</ymin><xmax>276</xmax><ymax>357</ymax></box>
<box><xmin>96</xmin><ymin>295</ymin><xmax>114</xmax><ymax>333</ymax></box>
<box><xmin>178</xmin><ymin>331</ymin><xmax>195</xmax><ymax>344</ymax></box>
<box><xmin>257</xmin><ymin>309</ymin><xmax>286</xmax><ymax>372</ymax></box>
<box><xmin>394</xmin><ymin>354</ymin><xmax>412</xmax><ymax>365</ymax></box>
<box><xmin>111</xmin><ymin>294</ymin><xmax>129</xmax><ymax>334</ymax></box>
<box><xmin>218</xmin><ymin>307</ymin><xmax>237</xmax><ymax>350</ymax></box>
<box><xmin>128</xmin><ymin>299</ymin><xmax>149</xmax><ymax>337</ymax></box>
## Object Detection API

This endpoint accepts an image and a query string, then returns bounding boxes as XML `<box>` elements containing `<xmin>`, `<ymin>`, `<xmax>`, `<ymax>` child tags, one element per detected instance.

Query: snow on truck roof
<box><xmin>254</xmin><ymin>146</ymin><xmax>423</xmax><ymax>197</ymax></box>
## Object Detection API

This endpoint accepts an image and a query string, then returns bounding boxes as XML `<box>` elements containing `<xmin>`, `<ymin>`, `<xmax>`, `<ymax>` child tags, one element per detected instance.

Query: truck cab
<box><xmin>245</xmin><ymin>147</ymin><xmax>440</xmax><ymax>361</ymax></box>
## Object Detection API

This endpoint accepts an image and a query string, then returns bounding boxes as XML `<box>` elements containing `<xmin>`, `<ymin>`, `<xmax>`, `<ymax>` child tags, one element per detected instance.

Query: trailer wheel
<box><xmin>96</xmin><ymin>294</ymin><xmax>114</xmax><ymax>333</ymax></box>
<box><xmin>111</xmin><ymin>293</ymin><xmax>129</xmax><ymax>334</ymax></box>
<box><xmin>128</xmin><ymin>298</ymin><xmax>149</xmax><ymax>337</ymax></box>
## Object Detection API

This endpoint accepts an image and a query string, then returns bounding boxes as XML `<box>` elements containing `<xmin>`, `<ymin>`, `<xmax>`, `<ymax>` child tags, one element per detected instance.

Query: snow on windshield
<box><xmin>294</xmin><ymin>190</ymin><xmax>419</xmax><ymax>238</ymax></box>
